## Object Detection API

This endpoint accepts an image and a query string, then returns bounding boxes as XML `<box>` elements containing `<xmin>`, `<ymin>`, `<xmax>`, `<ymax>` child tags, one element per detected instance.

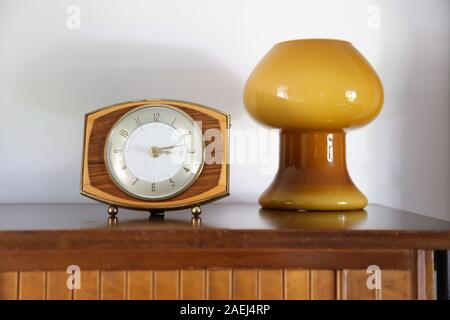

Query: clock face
<box><xmin>105</xmin><ymin>105</ymin><xmax>204</xmax><ymax>200</ymax></box>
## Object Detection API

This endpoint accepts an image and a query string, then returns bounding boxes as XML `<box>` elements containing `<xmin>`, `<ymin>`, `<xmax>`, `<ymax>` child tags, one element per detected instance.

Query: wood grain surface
<box><xmin>207</xmin><ymin>269</ymin><xmax>232</xmax><ymax>300</ymax></box>
<box><xmin>180</xmin><ymin>270</ymin><xmax>206</xmax><ymax>300</ymax></box>
<box><xmin>0</xmin><ymin>265</ymin><xmax>433</xmax><ymax>300</ymax></box>
<box><xmin>0</xmin><ymin>249</ymin><xmax>415</xmax><ymax>272</ymax></box>
<box><xmin>74</xmin><ymin>270</ymin><xmax>99</xmax><ymax>300</ymax></box>
<box><xmin>0</xmin><ymin>272</ymin><xmax>18</xmax><ymax>300</ymax></box>
<box><xmin>154</xmin><ymin>270</ymin><xmax>179</xmax><ymax>300</ymax></box>
<box><xmin>233</xmin><ymin>269</ymin><xmax>258</xmax><ymax>300</ymax></box>
<box><xmin>127</xmin><ymin>271</ymin><xmax>153</xmax><ymax>300</ymax></box>
<box><xmin>258</xmin><ymin>270</ymin><xmax>283</xmax><ymax>299</ymax></box>
<box><xmin>47</xmin><ymin>271</ymin><xmax>72</xmax><ymax>300</ymax></box>
<box><xmin>100</xmin><ymin>271</ymin><xmax>126</xmax><ymax>300</ymax></box>
<box><xmin>284</xmin><ymin>270</ymin><xmax>310</xmax><ymax>300</ymax></box>
<box><xmin>18</xmin><ymin>271</ymin><xmax>46</xmax><ymax>300</ymax></box>
<box><xmin>310</xmin><ymin>270</ymin><xmax>336</xmax><ymax>300</ymax></box>
<box><xmin>1</xmin><ymin>204</ymin><xmax>450</xmax><ymax>250</ymax></box>
<box><xmin>0</xmin><ymin>204</ymin><xmax>446</xmax><ymax>300</ymax></box>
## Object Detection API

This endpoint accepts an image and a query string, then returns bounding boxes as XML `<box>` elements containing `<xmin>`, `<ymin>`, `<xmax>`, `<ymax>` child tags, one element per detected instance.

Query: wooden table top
<box><xmin>1</xmin><ymin>203</ymin><xmax>450</xmax><ymax>250</ymax></box>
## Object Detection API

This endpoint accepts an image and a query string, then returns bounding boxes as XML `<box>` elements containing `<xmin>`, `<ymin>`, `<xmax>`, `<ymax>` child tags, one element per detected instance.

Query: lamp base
<box><xmin>260</xmin><ymin>130</ymin><xmax>367</xmax><ymax>211</ymax></box>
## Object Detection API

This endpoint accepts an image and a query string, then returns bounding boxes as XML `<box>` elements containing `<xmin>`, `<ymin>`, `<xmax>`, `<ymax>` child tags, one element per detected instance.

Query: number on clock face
<box><xmin>105</xmin><ymin>105</ymin><xmax>204</xmax><ymax>200</ymax></box>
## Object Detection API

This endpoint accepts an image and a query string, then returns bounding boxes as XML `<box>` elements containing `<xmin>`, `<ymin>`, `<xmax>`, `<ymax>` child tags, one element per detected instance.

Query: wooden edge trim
<box><xmin>0</xmin><ymin>249</ymin><xmax>413</xmax><ymax>272</ymax></box>
<box><xmin>1</xmin><ymin>230</ymin><xmax>449</xmax><ymax>251</ymax></box>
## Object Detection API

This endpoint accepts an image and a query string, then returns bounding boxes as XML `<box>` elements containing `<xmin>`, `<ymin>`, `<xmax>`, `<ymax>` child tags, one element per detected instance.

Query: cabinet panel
<box><xmin>154</xmin><ymin>270</ymin><xmax>179</xmax><ymax>300</ymax></box>
<box><xmin>284</xmin><ymin>269</ymin><xmax>310</xmax><ymax>300</ymax></box>
<box><xmin>207</xmin><ymin>269</ymin><xmax>232</xmax><ymax>300</ymax></box>
<box><xmin>180</xmin><ymin>270</ymin><xmax>206</xmax><ymax>300</ymax></box>
<box><xmin>233</xmin><ymin>269</ymin><xmax>258</xmax><ymax>300</ymax></box>
<box><xmin>340</xmin><ymin>270</ymin><xmax>378</xmax><ymax>300</ymax></box>
<box><xmin>311</xmin><ymin>270</ymin><xmax>336</xmax><ymax>300</ymax></box>
<box><xmin>100</xmin><ymin>271</ymin><xmax>126</xmax><ymax>300</ymax></box>
<box><xmin>0</xmin><ymin>272</ymin><xmax>18</xmax><ymax>300</ymax></box>
<box><xmin>258</xmin><ymin>270</ymin><xmax>283</xmax><ymax>300</ymax></box>
<box><xmin>0</xmin><ymin>267</ymin><xmax>419</xmax><ymax>300</ymax></box>
<box><xmin>382</xmin><ymin>271</ymin><xmax>412</xmax><ymax>300</ymax></box>
<box><xmin>74</xmin><ymin>270</ymin><xmax>99</xmax><ymax>300</ymax></box>
<box><xmin>47</xmin><ymin>271</ymin><xmax>72</xmax><ymax>300</ymax></box>
<box><xmin>340</xmin><ymin>269</ymin><xmax>413</xmax><ymax>300</ymax></box>
<box><xmin>19</xmin><ymin>271</ymin><xmax>46</xmax><ymax>300</ymax></box>
<box><xmin>127</xmin><ymin>271</ymin><xmax>153</xmax><ymax>300</ymax></box>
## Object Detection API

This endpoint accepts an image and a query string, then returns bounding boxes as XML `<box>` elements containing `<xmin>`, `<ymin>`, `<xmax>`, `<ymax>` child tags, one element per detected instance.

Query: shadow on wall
<box><xmin>13</xmin><ymin>40</ymin><xmax>242</xmax><ymax>115</ymax></box>
<box><xmin>6</xmin><ymin>41</ymin><xmax>242</xmax><ymax>202</ymax></box>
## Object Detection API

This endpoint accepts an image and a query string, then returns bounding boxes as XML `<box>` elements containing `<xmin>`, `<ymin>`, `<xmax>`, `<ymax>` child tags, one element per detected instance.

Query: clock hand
<box><xmin>149</xmin><ymin>145</ymin><xmax>185</xmax><ymax>158</ymax></box>
<box><xmin>157</xmin><ymin>144</ymin><xmax>185</xmax><ymax>150</ymax></box>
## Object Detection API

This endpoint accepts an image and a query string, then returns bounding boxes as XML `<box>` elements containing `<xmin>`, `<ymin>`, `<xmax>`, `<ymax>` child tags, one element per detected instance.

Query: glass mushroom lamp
<box><xmin>244</xmin><ymin>39</ymin><xmax>384</xmax><ymax>211</ymax></box>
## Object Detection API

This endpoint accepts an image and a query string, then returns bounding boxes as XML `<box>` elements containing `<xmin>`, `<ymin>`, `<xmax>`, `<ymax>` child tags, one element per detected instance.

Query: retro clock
<box><xmin>81</xmin><ymin>99</ymin><xmax>230</xmax><ymax>219</ymax></box>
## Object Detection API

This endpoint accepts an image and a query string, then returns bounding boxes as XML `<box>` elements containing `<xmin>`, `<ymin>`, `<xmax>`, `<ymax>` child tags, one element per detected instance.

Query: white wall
<box><xmin>1</xmin><ymin>0</ymin><xmax>449</xmax><ymax>220</ymax></box>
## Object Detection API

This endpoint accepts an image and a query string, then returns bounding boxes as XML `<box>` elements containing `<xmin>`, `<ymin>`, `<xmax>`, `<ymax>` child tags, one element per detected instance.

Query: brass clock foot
<box><xmin>191</xmin><ymin>205</ymin><xmax>202</xmax><ymax>217</ymax></box>
<box><xmin>191</xmin><ymin>217</ymin><xmax>202</xmax><ymax>227</ymax></box>
<box><xmin>108</xmin><ymin>216</ymin><xmax>118</xmax><ymax>228</ymax></box>
<box><xmin>107</xmin><ymin>205</ymin><xmax>118</xmax><ymax>227</ymax></box>
<box><xmin>107</xmin><ymin>205</ymin><xmax>118</xmax><ymax>217</ymax></box>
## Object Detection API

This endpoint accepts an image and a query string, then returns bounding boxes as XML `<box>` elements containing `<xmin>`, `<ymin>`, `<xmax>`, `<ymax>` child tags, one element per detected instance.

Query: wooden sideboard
<box><xmin>0</xmin><ymin>204</ymin><xmax>449</xmax><ymax>300</ymax></box>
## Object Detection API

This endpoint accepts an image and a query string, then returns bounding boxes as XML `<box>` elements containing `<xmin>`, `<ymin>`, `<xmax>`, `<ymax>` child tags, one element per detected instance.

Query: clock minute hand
<box><xmin>157</xmin><ymin>144</ymin><xmax>185</xmax><ymax>151</ymax></box>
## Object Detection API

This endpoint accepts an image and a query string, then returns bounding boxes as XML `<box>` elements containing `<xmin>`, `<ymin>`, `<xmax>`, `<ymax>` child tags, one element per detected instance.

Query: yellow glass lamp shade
<box><xmin>244</xmin><ymin>39</ymin><xmax>383</xmax><ymax>210</ymax></box>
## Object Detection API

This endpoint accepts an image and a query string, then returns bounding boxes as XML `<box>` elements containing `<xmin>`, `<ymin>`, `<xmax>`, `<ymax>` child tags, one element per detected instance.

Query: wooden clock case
<box><xmin>80</xmin><ymin>99</ymin><xmax>230</xmax><ymax>215</ymax></box>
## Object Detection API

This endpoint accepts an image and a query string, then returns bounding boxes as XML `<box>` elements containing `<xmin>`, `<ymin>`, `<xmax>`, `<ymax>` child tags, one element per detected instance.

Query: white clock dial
<box><xmin>105</xmin><ymin>105</ymin><xmax>204</xmax><ymax>200</ymax></box>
